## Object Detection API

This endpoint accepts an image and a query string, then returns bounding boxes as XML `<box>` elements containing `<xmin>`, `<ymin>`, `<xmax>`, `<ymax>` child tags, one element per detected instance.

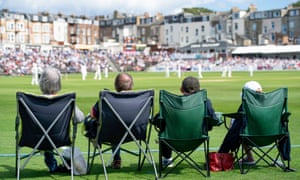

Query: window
<box><xmin>16</xmin><ymin>22</ymin><xmax>24</xmax><ymax>31</ymax></box>
<box><xmin>228</xmin><ymin>25</ymin><xmax>232</xmax><ymax>33</ymax></box>
<box><xmin>234</xmin><ymin>23</ymin><xmax>238</xmax><ymax>30</ymax></box>
<box><xmin>233</xmin><ymin>13</ymin><xmax>239</xmax><ymax>19</ymax></box>
<box><xmin>16</xmin><ymin>33</ymin><xmax>25</xmax><ymax>43</ymax></box>
<box><xmin>273</xmin><ymin>11</ymin><xmax>280</xmax><ymax>17</ymax></box>
<box><xmin>185</xmin><ymin>26</ymin><xmax>189</xmax><ymax>33</ymax></box>
<box><xmin>195</xmin><ymin>28</ymin><xmax>199</xmax><ymax>36</ymax></box>
<box><xmin>289</xmin><ymin>10</ymin><xmax>299</xmax><ymax>16</ymax></box>
<box><xmin>271</xmin><ymin>33</ymin><xmax>275</xmax><ymax>41</ymax></box>
<box><xmin>33</xmin><ymin>15</ymin><xmax>39</xmax><ymax>21</ymax></box>
<box><xmin>42</xmin><ymin>16</ymin><xmax>48</xmax><ymax>22</ymax></box>
<box><xmin>271</xmin><ymin>22</ymin><xmax>275</xmax><ymax>29</ymax></box>
<box><xmin>201</xmin><ymin>25</ymin><xmax>205</xmax><ymax>32</ymax></box>
<box><xmin>42</xmin><ymin>24</ymin><xmax>50</xmax><ymax>32</ymax></box>
<box><xmin>252</xmin><ymin>23</ymin><xmax>257</xmax><ymax>31</ymax></box>
<box><xmin>282</xmin><ymin>25</ymin><xmax>287</xmax><ymax>34</ymax></box>
<box><xmin>289</xmin><ymin>21</ymin><xmax>294</xmax><ymax>29</ymax></box>
<box><xmin>7</xmin><ymin>32</ymin><xmax>15</xmax><ymax>42</ymax></box>
<box><xmin>33</xmin><ymin>24</ymin><xmax>41</xmax><ymax>32</ymax></box>
<box><xmin>42</xmin><ymin>34</ymin><xmax>50</xmax><ymax>44</ymax></box>
<box><xmin>264</xmin><ymin>26</ymin><xmax>267</xmax><ymax>33</ymax></box>
<box><xmin>70</xmin><ymin>27</ymin><xmax>75</xmax><ymax>34</ymax></box>
<box><xmin>6</xmin><ymin>22</ymin><xmax>14</xmax><ymax>31</ymax></box>
<box><xmin>155</xmin><ymin>27</ymin><xmax>159</xmax><ymax>34</ymax></box>
<box><xmin>82</xmin><ymin>37</ymin><xmax>86</xmax><ymax>44</ymax></box>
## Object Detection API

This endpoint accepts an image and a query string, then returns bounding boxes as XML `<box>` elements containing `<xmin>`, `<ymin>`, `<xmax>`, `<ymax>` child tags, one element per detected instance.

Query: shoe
<box><xmin>50</xmin><ymin>164</ymin><xmax>69</xmax><ymax>173</ymax></box>
<box><xmin>274</xmin><ymin>160</ymin><xmax>284</xmax><ymax>167</ymax></box>
<box><xmin>111</xmin><ymin>160</ymin><xmax>121</xmax><ymax>169</ymax></box>
<box><xmin>162</xmin><ymin>157</ymin><xmax>174</xmax><ymax>168</ymax></box>
<box><xmin>239</xmin><ymin>158</ymin><xmax>255</xmax><ymax>165</ymax></box>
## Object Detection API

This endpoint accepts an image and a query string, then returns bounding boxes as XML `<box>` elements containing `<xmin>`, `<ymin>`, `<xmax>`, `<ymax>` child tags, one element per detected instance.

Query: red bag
<box><xmin>209</xmin><ymin>152</ymin><xmax>234</xmax><ymax>172</ymax></box>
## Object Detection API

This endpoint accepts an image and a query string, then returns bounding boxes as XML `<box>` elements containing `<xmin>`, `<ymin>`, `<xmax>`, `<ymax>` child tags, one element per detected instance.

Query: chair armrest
<box><xmin>222</xmin><ymin>112</ymin><xmax>244</xmax><ymax>130</ymax></box>
<box><xmin>151</xmin><ymin>113</ymin><xmax>165</xmax><ymax>132</ymax></box>
<box><xmin>281</xmin><ymin>112</ymin><xmax>291</xmax><ymax>123</ymax></box>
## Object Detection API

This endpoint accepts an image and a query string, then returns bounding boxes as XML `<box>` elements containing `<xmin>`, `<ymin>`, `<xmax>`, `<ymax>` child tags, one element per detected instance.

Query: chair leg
<box><xmin>87</xmin><ymin>139</ymin><xmax>92</xmax><ymax>174</ymax></box>
<box><xmin>70</xmin><ymin>146</ymin><xmax>74</xmax><ymax>180</ymax></box>
<box><xmin>284</xmin><ymin>160</ymin><xmax>296</xmax><ymax>172</ymax></box>
<box><xmin>16</xmin><ymin>147</ymin><xmax>20</xmax><ymax>180</ymax></box>
<box><xmin>158</xmin><ymin>141</ymin><xmax>162</xmax><ymax>178</ymax></box>
<box><xmin>206</xmin><ymin>139</ymin><xmax>210</xmax><ymax>177</ymax></box>
<box><xmin>96</xmin><ymin>144</ymin><xmax>108</xmax><ymax>180</ymax></box>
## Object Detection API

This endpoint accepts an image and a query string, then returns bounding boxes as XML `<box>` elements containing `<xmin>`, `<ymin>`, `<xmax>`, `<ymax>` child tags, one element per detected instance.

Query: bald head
<box><xmin>39</xmin><ymin>67</ymin><xmax>61</xmax><ymax>95</ymax></box>
<box><xmin>114</xmin><ymin>73</ymin><xmax>133</xmax><ymax>92</ymax></box>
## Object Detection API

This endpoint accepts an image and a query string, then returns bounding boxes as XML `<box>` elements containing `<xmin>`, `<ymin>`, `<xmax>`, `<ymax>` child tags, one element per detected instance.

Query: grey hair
<box><xmin>39</xmin><ymin>67</ymin><xmax>61</xmax><ymax>95</ymax></box>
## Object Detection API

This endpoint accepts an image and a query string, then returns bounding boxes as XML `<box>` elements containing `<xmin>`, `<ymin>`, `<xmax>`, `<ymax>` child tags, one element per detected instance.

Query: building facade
<box><xmin>1</xmin><ymin>3</ymin><xmax>300</xmax><ymax>52</ymax></box>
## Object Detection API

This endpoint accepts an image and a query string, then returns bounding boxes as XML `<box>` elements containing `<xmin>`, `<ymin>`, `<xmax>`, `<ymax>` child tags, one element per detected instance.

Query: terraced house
<box><xmin>0</xmin><ymin>3</ymin><xmax>300</xmax><ymax>54</ymax></box>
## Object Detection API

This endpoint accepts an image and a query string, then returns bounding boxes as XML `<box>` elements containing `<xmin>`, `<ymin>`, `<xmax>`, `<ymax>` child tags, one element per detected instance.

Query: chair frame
<box><xmin>156</xmin><ymin>90</ymin><xmax>210</xmax><ymax>178</ymax></box>
<box><xmin>15</xmin><ymin>92</ymin><xmax>77</xmax><ymax>180</ymax></box>
<box><xmin>86</xmin><ymin>89</ymin><xmax>158</xmax><ymax>180</ymax></box>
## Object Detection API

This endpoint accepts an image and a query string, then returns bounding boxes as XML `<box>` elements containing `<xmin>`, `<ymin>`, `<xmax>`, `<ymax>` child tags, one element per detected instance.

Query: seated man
<box><xmin>89</xmin><ymin>72</ymin><xmax>134</xmax><ymax>169</ymax></box>
<box><xmin>39</xmin><ymin>67</ymin><xmax>85</xmax><ymax>173</ymax></box>
<box><xmin>218</xmin><ymin>81</ymin><xmax>263</xmax><ymax>164</ymax></box>
<box><xmin>155</xmin><ymin>76</ymin><xmax>222</xmax><ymax>167</ymax></box>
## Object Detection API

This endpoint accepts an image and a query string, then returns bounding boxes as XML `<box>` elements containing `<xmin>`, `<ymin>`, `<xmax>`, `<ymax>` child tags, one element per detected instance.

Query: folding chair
<box><xmin>15</xmin><ymin>92</ymin><xmax>77</xmax><ymax>180</ymax></box>
<box><xmin>224</xmin><ymin>87</ymin><xmax>294</xmax><ymax>174</ymax></box>
<box><xmin>86</xmin><ymin>89</ymin><xmax>158</xmax><ymax>180</ymax></box>
<box><xmin>155</xmin><ymin>90</ymin><xmax>210</xmax><ymax>178</ymax></box>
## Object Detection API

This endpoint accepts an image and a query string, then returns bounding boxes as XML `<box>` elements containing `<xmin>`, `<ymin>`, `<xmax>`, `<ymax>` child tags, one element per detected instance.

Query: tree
<box><xmin>183</xmin><ymin>7</ymin><xmax>214</xmax><ymax>15</ymax></box>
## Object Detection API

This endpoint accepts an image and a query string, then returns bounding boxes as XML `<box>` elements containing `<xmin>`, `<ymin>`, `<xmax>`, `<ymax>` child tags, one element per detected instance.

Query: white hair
<box><xmin>39</xmin><ymin>67</ymin><xmax>61</xmax><ymax>95</ymax></box>
<box><xmin>244</xmin><ymin>81</ymin><xmax>262</xmax><ymax>92</ymax></box>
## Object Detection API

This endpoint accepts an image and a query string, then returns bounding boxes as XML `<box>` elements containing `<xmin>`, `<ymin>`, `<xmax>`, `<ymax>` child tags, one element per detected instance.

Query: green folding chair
<box><xmin>156</xmin><ymin>90</ymin><xmax>210</xmax><ymax>178</ymax></box>
<box><xmin>238</xmin><ymin>87</ymin><xmax>294</xmax><ymax>174</ymax></box>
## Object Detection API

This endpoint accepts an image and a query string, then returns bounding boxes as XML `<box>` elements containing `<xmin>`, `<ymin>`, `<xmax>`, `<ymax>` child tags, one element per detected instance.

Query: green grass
<box><xmin>1</xmin><ymin>71</ymin><xmax>300</xmax><ymax>179</ymax></box>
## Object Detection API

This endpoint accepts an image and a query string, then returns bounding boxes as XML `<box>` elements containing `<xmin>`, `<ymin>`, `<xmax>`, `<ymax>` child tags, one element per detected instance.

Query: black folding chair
<box><xmin>86</xmin><ymin>89</ymin><xmax>158</xmax><ymax>179</ymax></box>
<box><xmin>15</xmin><ymin>92</ymin><xmax>77</xmax><ymax>179</ymax></box>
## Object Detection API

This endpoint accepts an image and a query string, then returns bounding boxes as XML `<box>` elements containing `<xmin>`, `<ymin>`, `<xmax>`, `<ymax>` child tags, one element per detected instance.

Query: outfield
<box><xmin>0</xmin><ymin>71</ymin><xmax>299</xmax><ymax>179</ymax></box>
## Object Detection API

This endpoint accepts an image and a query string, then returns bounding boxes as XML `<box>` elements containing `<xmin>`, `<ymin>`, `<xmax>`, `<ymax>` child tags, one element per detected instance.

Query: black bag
<box><xmin>83</xmin><ymin>115</ymin><xmax>98</xmax><ymax>139</ymax></box>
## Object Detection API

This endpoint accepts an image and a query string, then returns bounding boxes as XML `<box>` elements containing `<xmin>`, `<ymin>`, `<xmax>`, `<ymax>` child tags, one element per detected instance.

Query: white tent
<box><xmin>232</xmin><ymin>45</ymin><xmax>300</xmax><ymax>54</ymax></box>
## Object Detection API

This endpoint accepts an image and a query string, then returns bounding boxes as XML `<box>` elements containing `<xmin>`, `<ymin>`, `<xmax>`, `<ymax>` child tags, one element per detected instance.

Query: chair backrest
<box><xmin>96</xmin><ymin>89</ymin><xmax>154</xmax><ymax>144</ymax></box>
<box><xmin>241</xmin><ymin>87</ymin><xmax>288</xmax><ymax>145</ymax></box>
<box><xmin>158</xmin><ymin>90</ymin><xmax>208</xmax><ymax>152</ymax></box>
<box><xmin>16</xmin><ymin>92</ymin><xmax>75</xmax><ymax>150</ymax></box>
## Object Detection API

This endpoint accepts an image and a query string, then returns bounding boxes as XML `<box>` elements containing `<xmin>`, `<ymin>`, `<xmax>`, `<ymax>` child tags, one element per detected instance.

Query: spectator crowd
<box><xmin>1</xmin><ymin>48</ymin><xmax>300</xmax><ymax>77</ymax></box>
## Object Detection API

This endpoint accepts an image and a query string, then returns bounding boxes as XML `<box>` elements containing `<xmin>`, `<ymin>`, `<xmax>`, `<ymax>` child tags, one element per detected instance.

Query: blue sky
<box><xmin>0</xmin><ymin>0</ymin><xmax>298</xmax><ymax>16</ymax></box>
